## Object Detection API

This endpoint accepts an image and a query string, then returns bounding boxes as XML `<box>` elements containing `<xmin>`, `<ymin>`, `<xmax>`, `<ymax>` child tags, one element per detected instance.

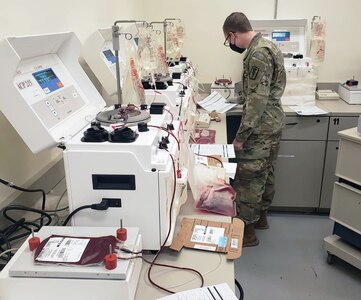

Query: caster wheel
<box><xmin>327</xmin><ymin>252</ymin><xmax>336</xmax><ymax>265</ymax></box>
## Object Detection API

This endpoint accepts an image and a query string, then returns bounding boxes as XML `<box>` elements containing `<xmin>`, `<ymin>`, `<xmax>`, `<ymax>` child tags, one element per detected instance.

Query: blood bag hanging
<box><xmin>151</xmin><ymin>29</ymin><xmax>170</xmax><ymax>75</ymax></box>
<box><xmin>166</xmin><ymin>21</ymin><xmax>186</xmax><ymax>61</ymax></box>
<box><xmin>137</xmin><ymin>26</ymin><xmax>158</xmax><ymax>77</ymax></box>
<box><xmin>309</xmin><ymin>16</ymin><xmax>326</xmax><ymax>66</ymax></box>
<box><xmin>122</xmin><ymin>40</ymin><xmax>146</xmax><ymax>105</ymax></box>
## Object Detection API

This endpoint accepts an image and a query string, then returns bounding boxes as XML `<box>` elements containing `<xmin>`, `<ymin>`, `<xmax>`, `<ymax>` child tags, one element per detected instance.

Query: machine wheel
<box><xmin>327</xmin><ymin>252</ymin><xmax>336</xmax><ymax>265</ymax></box>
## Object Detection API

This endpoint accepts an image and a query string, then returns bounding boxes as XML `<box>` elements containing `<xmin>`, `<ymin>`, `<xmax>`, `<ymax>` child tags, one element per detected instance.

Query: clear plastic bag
<box><xmin>188</xmin><ymin>151</ymin><xmax>236</xmax><ymax>216</ymax></box>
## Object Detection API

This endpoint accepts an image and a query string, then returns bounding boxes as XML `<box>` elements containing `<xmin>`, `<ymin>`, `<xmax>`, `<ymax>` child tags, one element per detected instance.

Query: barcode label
<box><xmin>190</xmin><ymin>225</ymin><xmax>225</xmax><ymax>245</ymax></box>
<box><xmin>231</xmin><ymin>238</ymin><xmax>238</xmax><ymax>249</ymax></box>
<box><xmin>36</xmin><ymin>237</ymin><xmax>90</xmax><ymax>263</ymax></box>
<box><xmin>58</xmin><ymin>248</ymin><xmax>66</xmax><ymax>258</ymax></box>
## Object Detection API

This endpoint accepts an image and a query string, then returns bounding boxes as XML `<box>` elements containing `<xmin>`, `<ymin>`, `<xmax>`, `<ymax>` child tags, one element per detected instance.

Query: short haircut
<box><xmin>223</xmin><ymin>12</ymin><xmax>253</xmax><ymax>35</ymax></box>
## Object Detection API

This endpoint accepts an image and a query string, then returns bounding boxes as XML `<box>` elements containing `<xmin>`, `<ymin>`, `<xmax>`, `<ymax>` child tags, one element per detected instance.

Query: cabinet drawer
<box><xmin>336</xmin><ymin>138</ymin><xmax>361</xmax><ymax>185</ymax></box>
<box><xmin>330</xmin><ymin>182</ymin><xmax>361</xmax><ymax>234</ymax></box>
<box><xmin>273</xmin><ymin>140</ymin><xmax>325</xmax><ymax>208</ymax></box>
<box><xmin>328</xmin><ymin>116</ymin><xmax>358</xmax><ymax>141</ymax></box>
<box><xmin>282</xmin><ymin>116</ymin><xmax>328</xmax><ymax>140</ymax></box>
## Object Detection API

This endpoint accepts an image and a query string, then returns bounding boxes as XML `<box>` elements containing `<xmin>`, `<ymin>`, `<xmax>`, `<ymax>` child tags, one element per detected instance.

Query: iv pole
<box><xmin>112</xmin><ymin>20</ymin><xmax>148</xmax><ymax>105</ymax></box>
<box><xmin>149</xmin><ymin>18</ymin><xmax>180</xmax><ymax>62</ymax></box>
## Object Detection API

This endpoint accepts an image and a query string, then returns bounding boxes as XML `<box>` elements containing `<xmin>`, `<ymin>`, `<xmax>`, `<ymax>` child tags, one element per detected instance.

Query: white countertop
<box><xmin>227</xmin><ymin>98</ymin><xmax>361</xmax><ymax>117</ymax></box>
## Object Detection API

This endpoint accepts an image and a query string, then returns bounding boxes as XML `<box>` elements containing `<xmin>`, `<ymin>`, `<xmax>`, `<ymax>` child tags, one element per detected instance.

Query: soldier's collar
<box><xmin>244</xmin><ymin>32</ymin><xmax>263</xmax><ymax>60</ymax></box>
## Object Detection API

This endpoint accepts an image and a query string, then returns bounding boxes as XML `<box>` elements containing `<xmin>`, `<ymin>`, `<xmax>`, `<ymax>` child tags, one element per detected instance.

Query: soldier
<box><xmin>223</xmin><ymin>12</ymin><xmax>286</xmax><ymax>247</ymax></box>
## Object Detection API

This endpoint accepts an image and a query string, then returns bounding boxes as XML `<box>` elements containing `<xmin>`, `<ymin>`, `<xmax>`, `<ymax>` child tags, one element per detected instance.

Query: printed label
<box><xmin>36</xmin><ymin>237</ymin><xmax>90</xmax><ymax>263</ymax></box>
<box><xmin>231</xmin><ymin>238</ymin><xmax>239</xmax><ymax>249</ymax></box>
<box><xmin>190</xmin><ymin>225</ymin><xmax>225</xmax><ymax>245</ymax></box>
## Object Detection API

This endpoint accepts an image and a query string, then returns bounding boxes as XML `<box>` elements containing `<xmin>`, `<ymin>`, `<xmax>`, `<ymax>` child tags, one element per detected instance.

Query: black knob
<box><xmin>138</xmin><ymin>122</ymin><xmax>149</xmax><ymax>132</ymax></box>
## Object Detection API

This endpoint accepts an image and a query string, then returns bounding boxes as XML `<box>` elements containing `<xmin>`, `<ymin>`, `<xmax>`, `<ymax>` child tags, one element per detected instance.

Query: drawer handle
<box><xmin>286</xmin><ymin>122</ymin><xmax>298</xmax><ymax>126</ymax></box>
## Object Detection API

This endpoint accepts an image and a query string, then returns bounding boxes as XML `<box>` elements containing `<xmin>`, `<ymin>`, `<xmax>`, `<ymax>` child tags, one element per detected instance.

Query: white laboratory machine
<box><xmin>211</xmin><ymin>78</ymin><xmax>235</xmax><ymax>99</ymax></box>
<box><xmin>82</xmin><ymin>27</ymin><xmax>192</xmax><ymax>117</ymax></box>
<box><xmin>0</xmin><ymin>32</ymin><xmax>188</xmax><ymax>250</ymax></box>
<box><xmin>338</xmin><ymin>83</ymin><xmax>361</xmax><ymax>104</ymax></box>
<box><xmin>0</xmin><ymin>226</ymin><xmax>142</xmax><ymax>300</ymax></box>
<box><xmin>251</xmin><ymin>19</ymin><xmax>316</xmax><ymax>106</ymax></box>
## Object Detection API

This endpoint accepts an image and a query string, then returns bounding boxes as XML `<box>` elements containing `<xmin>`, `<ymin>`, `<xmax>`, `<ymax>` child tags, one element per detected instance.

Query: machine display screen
<box><xmin>102</xmin><ymin>49</ymin><xmax>116</xmax><ymax>64</ymax></box>
<box><xmin>32</xmin><ymin>68</ymin><xmax>64</xmax><ymax>94</ymax></box>
<box><xmin>272</xmin><ymin>31</ymin><xmax>290</xmax><ymax>42</ymax></box>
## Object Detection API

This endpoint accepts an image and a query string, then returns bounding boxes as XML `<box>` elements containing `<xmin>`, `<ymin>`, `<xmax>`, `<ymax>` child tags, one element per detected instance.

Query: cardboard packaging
<box><xmin>170</xmin><ymin>217</ymin><xmax>244</xmax><ymax>259</ymax></box>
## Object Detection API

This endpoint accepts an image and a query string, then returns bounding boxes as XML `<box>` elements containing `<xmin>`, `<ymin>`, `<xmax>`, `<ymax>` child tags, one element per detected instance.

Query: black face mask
<box><xmin>230</xmin><ymin>43</ymin><xmax>246</xmax><ymax>54</ymax></box>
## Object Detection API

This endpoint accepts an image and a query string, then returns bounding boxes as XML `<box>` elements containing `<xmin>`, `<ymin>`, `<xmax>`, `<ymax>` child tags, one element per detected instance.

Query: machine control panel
<box><xmin>13</xmin><ymin>54</ymin><xmax>87</xmax><ymax>130</ymax></box>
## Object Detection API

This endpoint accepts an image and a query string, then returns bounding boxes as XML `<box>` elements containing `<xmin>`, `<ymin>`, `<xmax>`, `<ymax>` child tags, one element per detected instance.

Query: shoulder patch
<box><xmin>250</xmin><ymin>66</ymin><xmax>259</xmax><ymax>80</ymax></box>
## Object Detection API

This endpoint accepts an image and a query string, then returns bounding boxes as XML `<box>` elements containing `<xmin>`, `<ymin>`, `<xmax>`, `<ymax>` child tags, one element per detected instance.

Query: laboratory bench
<box><xmin>226</xmin><ymin>98</ymin><xmax>361</xmax><ymax>211</ymax></box>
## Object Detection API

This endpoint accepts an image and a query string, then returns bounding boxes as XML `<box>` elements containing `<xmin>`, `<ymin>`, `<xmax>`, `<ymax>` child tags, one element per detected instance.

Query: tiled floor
<box><xmin>235</xmin><ymin>213</ymin><xmax>361</xmax><ymax>300</ymax></box>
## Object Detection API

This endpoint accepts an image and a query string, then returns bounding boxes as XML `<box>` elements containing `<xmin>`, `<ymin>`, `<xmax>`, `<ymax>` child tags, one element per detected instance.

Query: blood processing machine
<box><xmin>250</xmin><ymin>19</ymin><xmax>317</xmax><ymax>106</ymax></box>
<box><xmin>0</xmin><ymin>32</ymin><xmax>188</xmax><ymax>250</ymax></box>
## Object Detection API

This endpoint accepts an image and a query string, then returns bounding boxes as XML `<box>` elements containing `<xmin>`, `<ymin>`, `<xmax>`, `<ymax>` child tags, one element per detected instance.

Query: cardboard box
<box><xmin>170</xmin><ymin>217</ymin><xmax>244</xmax><ymax>259</ymax></box>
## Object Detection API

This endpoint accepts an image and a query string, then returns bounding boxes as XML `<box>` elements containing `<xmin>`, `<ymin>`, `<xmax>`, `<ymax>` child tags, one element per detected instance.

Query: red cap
<box><xmin>117</xmin><ymin>228</ymin><xmax>127</xmax><ymax>241</ymax></box>
<box><xmin>28</xmin><ymin>237</ymin><xmax>40</xmax><ymax>251</ymax></box>
<box><xmin>104</xmin><ymin>253</ymin><xmax>117</xmax><ymax>270</ymax></box>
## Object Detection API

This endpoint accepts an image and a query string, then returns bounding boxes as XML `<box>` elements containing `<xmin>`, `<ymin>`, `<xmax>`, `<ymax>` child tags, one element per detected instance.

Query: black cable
<box><xmin>0</xmin><ymin>178</ymin><xmax>47</xmax><ymax>226</ymax></box>
<box><xmin>235</xmin><ymin>278</ymin><xmax>245</xmax><ymax>300</ymax></box>
<box><xmin>2</xmin><ymin>205</ymin><xmax>52</xmax><ymax>227</ymax></box>
<box><xmin>0</xmin><ymin>233</ymin><xmax>11</xmax><ymax>262</ymax></box>
<box><xmin>62</xmin><ymin>205</ymin><xmax>92</xmax><ymax>226</ymax></box>
<box><xmin>62</xmin><ymin>200</ymin><xmax>109</xmax><ymax>226</ymax></box>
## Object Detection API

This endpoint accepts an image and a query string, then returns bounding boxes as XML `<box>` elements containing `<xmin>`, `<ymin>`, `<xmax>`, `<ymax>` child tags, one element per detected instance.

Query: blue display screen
<box><xmin>103</xmin><ymin>49</ymin><xmax>116</xmax><ymax>64</ymax></box>
<box><xmin>32</xmin><ymin>68</ymin><xmax>63</xmax><ymax>94</ymax></box>
<box><xmin>272</xmin><ymin>31</ymin><xmax>290</xmax><ymax>42</ymax></box>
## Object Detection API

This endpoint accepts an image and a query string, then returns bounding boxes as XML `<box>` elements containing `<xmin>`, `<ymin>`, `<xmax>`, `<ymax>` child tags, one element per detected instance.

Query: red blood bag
<box><xmin>34</xmin><ymin>235</ymin><xmax>118</xmax><ymax>266</ymax></box>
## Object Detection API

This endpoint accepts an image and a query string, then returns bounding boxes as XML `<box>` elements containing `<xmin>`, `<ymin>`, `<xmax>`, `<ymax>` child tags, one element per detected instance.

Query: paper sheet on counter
<box><xmin>288</xmin><ymin>105</ymin><xmax>328</xmax><ymax>115</ymax></box>
<box><xmin>190</xmin><ymin>144</ymin><xmax>235</xmax><ymax>158</ymax></box>
<box><xmin>156</xmin><ymin>283</ymin><xmax>238</xmax><ymax>300</ymax></box>
<box><xmin>197</xmin><ymin>91</ymin><xmax>237</xmax><ymax>113</ymax></box>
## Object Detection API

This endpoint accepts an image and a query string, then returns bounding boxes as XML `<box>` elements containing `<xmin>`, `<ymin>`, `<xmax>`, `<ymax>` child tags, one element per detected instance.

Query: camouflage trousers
<box><xmin>233</xmin><ymin>132</ymin><xmax>281</xmax><ymax>225</ymax></box>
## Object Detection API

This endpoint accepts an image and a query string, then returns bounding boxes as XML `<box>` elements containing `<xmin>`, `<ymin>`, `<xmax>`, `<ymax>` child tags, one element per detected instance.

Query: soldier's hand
<box><xmin>232</xmin><ymin>139</ymin><xmax>243</xmax><ymax>151</ymax></box>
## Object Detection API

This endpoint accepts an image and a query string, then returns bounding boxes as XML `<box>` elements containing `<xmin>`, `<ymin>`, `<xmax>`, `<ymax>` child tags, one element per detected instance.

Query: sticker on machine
<box><xmin>35</xmin><ymin>237</ymin><xmax>90</xmax><ymax>263</ymax></box>
<box><xmin>190</xmin><ymin>225</ymin><xmax>225</xmax><ymax>244</ymax></box>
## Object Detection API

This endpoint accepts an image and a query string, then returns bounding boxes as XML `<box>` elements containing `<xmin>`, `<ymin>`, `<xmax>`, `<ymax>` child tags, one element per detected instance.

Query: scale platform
<box><xmin>0</xmin><ymin>226</ymin><xmax>142</xmax><ymax>300</ymax></box>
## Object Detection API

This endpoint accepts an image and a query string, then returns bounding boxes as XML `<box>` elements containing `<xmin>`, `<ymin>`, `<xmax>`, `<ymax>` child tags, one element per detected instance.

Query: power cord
<box><xmin>62</xmin><ymin>200</ymin><xmax>109</xmax><ymax>226</ymax></box>
<box><xmin>0</xmin><ymin>178</ymin><xmax>47</xmax><ymax>226</ymax></box>
<box><xmin>235</xmin><ymin>278</ymin><xmax>245</xmax><ymax>300</ymax></box>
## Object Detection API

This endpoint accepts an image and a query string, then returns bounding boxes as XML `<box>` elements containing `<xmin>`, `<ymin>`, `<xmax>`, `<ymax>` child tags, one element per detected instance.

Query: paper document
<box><xmin>223</xmin><ymin>162</ymin><xmax>237</xmax><ymax>179</ymax></box>
<box><xmin>288</xmin><ymin>105</ymin><xmax>328</xmax><ymax>115</ymax></box>
<box><xmin>194</xmin><ymin>158</ymin><xmax>237</xmax><ymax>179</ymax></box>
<box><xmin>156</xmin><ymin>283</ymin><xmax>238</xmax><ymax>300</ymax></box>
<box><xmin>190</xmin><ymin>144</ymin><xmax>235</xmax><ymax>158</ymax></box>
<box><xmin>197</xmin><ymin>92</ymin><xmax>237</xmax><ymax>113</ymax></box>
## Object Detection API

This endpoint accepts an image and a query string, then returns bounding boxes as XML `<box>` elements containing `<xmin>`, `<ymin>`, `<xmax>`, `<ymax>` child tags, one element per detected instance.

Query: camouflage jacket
<box><xmin>235</xmin><ymin>32</ymin><xmax>286</xmax><ymax>143</ymax></box>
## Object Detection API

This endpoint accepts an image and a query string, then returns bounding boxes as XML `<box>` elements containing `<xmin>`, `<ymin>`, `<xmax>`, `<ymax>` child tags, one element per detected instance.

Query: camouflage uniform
<box><xmin>233</xmin><ymin>32</ymin><xmax>286</xmax><ymax>225</ymax></box>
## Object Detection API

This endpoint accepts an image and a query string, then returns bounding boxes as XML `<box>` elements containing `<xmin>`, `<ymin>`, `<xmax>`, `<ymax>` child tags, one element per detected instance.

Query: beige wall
<box><xmin>142</xmin><ymin>0</ymin><xmax>361</xmax><ymax>83</ymax></box>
